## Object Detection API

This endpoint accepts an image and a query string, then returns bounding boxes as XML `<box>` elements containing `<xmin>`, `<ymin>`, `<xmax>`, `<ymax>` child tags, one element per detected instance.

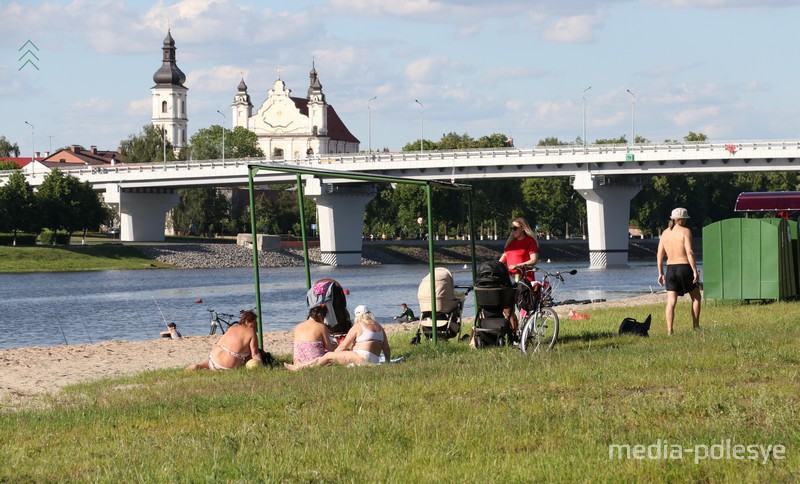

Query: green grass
<box><xmin>0</xmin><ymin>244</ymin><xmax>173</xmax><ymax>272</ymax></box>
<box><xmin>1</xmin><ymin>301</ymin><xmax>798</xmax><ymax>481</ymax></box>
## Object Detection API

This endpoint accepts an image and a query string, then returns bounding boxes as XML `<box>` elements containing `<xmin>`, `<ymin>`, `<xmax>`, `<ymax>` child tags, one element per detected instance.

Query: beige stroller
<box><xmin>411</xmin><ymin>267</ymin><xmax>470</xmax><ymax>343</ymax></box>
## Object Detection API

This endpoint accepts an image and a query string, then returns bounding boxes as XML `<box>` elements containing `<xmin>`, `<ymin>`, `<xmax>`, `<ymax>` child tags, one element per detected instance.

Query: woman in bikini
<box><xmin>291</xmin><ymin>305</ymin><xmax>335</xmax><ymax>364</ymax></box>
<box><xmin>186</xmin><ymin>310</ymin><xmax>263</xmax><ymax>370</ymax></box>
<box><xmin>285</xmin><ymin>304</ymin><xmax>391</xmax><ymax>371</ymax></box>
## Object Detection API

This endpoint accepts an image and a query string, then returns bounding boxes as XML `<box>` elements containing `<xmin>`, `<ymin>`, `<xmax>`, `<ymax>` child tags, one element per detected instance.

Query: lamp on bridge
<box><xmin>414</xmin><ymin>99</ymin><xmax>424</xmax><ymax>154</ymax></box>
<box><xmin>217</xmin><ymin>110</ymin><xmax>226</xmax><ymax>163</ymax></box>
<box><xmin>626</xmin><ymin>89</ymin><xmax>636</xmax><ymax>146</ymax></box>
<box><xmin>24</xmin><ymin>121</ymin><xmax>34</xmax><ymax>176</ymax></box>
<box><xmin>582</xmin><ymin>86</ymin><xmax>591</xmax><ymax>149</ymax></box>
<box><xmin>368</xmin><ymin>96</ymin><xmax>377</xmax><ymax>155</ymax></box>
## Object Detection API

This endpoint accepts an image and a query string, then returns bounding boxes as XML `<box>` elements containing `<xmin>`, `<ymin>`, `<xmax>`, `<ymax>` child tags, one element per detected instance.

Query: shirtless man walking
<box><xmin>656</xmin><ymin>207</ymin><xmax>701</xmax><ymax>334</ymax></box>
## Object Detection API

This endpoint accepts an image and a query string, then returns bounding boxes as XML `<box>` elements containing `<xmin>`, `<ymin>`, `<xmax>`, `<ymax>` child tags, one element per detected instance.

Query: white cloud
<box><xmin>540</xmin><ymin>13</ymin><xmax>603</xmax><ymax>43</ymax></box>
<box><xmin>405</xmin><ymin>56</ymin><xmax>470</xmax><ymax>83</ymax></box>
<box><xmin>187</xmin><ymin>65</ymin><xmax>250</xmax><ymax>93</ymax></box>
<box><xmin>672</xmin><ymin>106</ymin><xmax>719</xmax><ymax>127</ymax></box>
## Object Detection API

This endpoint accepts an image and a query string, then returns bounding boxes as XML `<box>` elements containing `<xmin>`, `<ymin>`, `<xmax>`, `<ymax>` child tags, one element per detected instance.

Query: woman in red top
<box><xmin>499</xmin><ymin>217</ymin><xmax>539</xmax><ymax>333</ymax></box>
<box><xmin>500</xmin><ymin>217</ymin><xmax>539</xmax><ymax>281</ymax></box>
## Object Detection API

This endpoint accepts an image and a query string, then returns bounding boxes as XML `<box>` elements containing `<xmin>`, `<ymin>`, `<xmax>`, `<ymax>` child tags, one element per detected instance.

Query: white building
<box><xmin>151</xmin><ymin>30</ymin><xmax>188</xmax><ymax>152</ymax></box>
<box><xmin>231</xmin><ymin>65</ymin><xmax>360</xmax><ymax>159</ymax></box>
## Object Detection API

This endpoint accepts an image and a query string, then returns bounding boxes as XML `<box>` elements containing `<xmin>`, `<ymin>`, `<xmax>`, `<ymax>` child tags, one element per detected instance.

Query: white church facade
<box><xmin>230</xmin><ymin>66</ymin><xmax>360</xmax><ymax>159</ymax></box>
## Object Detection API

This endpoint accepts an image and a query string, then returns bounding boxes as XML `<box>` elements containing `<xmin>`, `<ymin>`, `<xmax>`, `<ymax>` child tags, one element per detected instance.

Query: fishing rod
<box><xmin>153</xmin><ymin>298</ymin><xmax>170</xmax><ymax>329</ymax></box>
<box><xmin>54</xmin><ymin>313</ymin><xmax>69</xmax><ymax>345</ymax></box>
<box><xmin>80</xmin><ymin>319</ymin><xmax>93</xmax><ymax>344</ymax></box>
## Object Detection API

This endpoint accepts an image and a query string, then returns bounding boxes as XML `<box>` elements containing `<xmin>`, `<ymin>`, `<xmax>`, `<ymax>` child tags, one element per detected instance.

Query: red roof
<box><xmin>734</xmin><ymin>192</ymin><xmax>800</xmax><ymax>212</ymax></box>
<box><xmin>0</xmin><ymin>157</ymin><xmax>39</xmax><ymax>168</ymax></box>
<box><xmin>291</xmin><ymin>97</ymin><xmax>360</xmax><ymax>144</ymax></box>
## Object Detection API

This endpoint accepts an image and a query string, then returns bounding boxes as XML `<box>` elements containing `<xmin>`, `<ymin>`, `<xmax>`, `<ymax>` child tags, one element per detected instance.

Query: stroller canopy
<box><xmin>307</xmin><ymin>278</ymin><xmax>352</xmax><ymax>334</ymax></box>
<box><xmin>418</xmin><ymin>267</ymin><xmax>459</xmax><ymax>314</ymax></box>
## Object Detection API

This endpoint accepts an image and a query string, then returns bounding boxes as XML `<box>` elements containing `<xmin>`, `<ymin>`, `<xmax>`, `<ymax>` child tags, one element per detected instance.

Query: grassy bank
<box><xmin>1</xmin><ymin>301</ymin><xmax>797</xmax><ymax>481</ymax></box>
<box><xmin>0</xmin><ymin>245</ymin><xmax>173</xmax><ymax>272</ymax></box>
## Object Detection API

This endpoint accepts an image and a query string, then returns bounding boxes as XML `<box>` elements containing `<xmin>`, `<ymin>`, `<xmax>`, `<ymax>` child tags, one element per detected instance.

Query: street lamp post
<box><xmin>217</xmin><ymin>110</ymin><xmax>226</xmax><ymax>163</ymax></box>
<box><xmin>582</xmin><ymin>86</ymin><xmax>591</xmax><ymax>149</ymax></box>
<box><xmin>626</xmin><ymin>89</ymin><xmax>636</xmax><ymax>145</ymax></box>
<box><xmin>368</xmin><ymin>96</ymin><xmax>377</xmax><ymax>155</ymax></box>
<box><xmin>414</xmin><ymin>99</ymin><xmax>424</xmax><ymax>154</ymax></box>
<box><xmin>24</xmin><ymin>121</ymin><xmax>34</xmax><ymax>175</ymax></box>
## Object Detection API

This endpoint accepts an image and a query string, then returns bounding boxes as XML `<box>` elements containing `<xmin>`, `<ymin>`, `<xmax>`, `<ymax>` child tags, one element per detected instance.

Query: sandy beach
<box><xmin>0</xmin><ymin>293</ymin><xmax>663</xmax><ymax>409</ymax></box>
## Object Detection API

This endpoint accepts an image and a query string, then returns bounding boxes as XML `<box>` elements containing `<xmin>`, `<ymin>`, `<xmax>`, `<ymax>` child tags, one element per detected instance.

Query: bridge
<box><xmin>5</xmin><ymin>139</ymin><xmax>800</xmax><ymax>267</ymax></box>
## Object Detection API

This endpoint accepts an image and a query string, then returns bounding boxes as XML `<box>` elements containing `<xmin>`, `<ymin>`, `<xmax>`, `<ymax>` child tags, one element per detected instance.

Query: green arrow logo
<box><xmin>18</xmin><ymin>40</ymin><xmax>40</xmax><ymax>71</ymax></box>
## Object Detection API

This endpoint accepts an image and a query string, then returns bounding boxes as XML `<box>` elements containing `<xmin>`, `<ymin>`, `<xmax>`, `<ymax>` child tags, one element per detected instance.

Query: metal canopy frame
<box><xmin>246</xmin><ymin>162</ymin><xmax>477</xmax><ymax>347</ymax></box>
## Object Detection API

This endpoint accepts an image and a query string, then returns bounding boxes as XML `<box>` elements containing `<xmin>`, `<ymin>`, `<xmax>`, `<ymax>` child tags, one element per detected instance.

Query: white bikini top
<box><xmin>355</xmin><ymin>322</ymin><xmax>384</xmax><ymax>343</ymax></box>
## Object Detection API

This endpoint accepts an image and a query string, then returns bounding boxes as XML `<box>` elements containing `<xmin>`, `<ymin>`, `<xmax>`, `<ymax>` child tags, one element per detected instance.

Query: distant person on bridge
<box><xmin>656</xmin><ymin>208</ymin><xmax>701</xmax><ymax>335</ymax></box>
<box><xmin>499</xmin><ymin>217</ymin><xmax>539</xmax><ymax>333</ymax></box>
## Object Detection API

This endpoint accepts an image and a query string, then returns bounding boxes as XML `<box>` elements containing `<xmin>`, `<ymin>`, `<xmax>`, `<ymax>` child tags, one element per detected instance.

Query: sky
<box><xmin>2</xmin><ymin>0</ymin><xmax>800</xmax><ymax>157</ymax></box>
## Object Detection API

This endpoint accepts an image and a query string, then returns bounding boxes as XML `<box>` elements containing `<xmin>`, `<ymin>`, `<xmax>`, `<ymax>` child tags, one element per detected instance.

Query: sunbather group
<box><xmin>284</xmin><ymin>304</ymin><xmax>391</xmax><ymax>371</ymax></box>
<box><xmin>186</xmin><ymin>304</ymin><xmax>391</xmax><ymax>372</ymax></box>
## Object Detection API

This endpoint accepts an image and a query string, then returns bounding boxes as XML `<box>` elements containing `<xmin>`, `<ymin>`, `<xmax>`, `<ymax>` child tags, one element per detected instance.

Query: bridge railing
<box><xmin>3</xmin><ymin>139</ymin><xmax>800</xmax><ymax>184</ymax></box>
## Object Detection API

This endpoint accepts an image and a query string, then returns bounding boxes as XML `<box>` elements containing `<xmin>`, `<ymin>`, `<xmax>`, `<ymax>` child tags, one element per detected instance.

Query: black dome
<box><xmin>152</xmin><ymin>31</ymin><xmax>186</xmax><ymax>86</ymax></box>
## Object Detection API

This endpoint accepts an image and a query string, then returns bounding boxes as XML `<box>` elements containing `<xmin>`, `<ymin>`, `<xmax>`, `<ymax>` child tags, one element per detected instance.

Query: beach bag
<box><xmin>516</xmin><ymin>278</ymin><xmax>543</xmax><ymax>312</ymax></box>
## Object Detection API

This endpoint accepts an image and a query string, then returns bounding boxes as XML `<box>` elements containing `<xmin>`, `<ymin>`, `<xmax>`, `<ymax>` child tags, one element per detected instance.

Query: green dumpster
<box><xmin>702</xmin><ymin>218</ymin><xmax>797</xmax><ymax>301</ymax></box>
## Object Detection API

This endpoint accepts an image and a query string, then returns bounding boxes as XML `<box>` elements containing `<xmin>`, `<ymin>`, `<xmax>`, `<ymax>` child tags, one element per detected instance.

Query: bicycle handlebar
<box><xmin>519</xmin><ymin>265</ymin><xmax>578</xmax><ymax>282</ymax></box>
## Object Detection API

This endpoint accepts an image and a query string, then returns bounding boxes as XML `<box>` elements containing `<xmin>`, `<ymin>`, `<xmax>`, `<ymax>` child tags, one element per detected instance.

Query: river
<box><xmin>0</xmin><ymin>261</ymin><xmax>682</xmax><ymax>349</ymax></box>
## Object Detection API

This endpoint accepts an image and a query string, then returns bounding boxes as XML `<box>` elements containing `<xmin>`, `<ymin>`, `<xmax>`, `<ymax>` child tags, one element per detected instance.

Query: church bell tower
<box><xmin>151</xmin><ymin>30</ymin><xmax>188</xmax><ymax>153</ymax></box>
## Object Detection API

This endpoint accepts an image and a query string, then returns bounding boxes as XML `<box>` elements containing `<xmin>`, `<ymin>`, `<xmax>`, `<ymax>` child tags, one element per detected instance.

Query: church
<box><xmin>230</xmin><ymin>66</ymin><xmax>360</xmax><ymax>159</ymax></box>
<box><xmin>150</xmin><ymin>30</ymin><xmax>359</xmax><ymax>160</ymax></box>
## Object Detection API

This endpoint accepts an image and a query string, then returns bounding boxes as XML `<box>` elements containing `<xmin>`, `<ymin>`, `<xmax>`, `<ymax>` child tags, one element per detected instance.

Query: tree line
<box><xmin>0</xmin><ymin>170</ymin><xmax>109</xmax><ymax>245</ymax></box>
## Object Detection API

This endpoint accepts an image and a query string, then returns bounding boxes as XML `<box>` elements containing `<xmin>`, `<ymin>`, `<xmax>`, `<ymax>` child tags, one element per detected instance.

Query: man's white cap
<box><xmin>354</xmin><ymin>304</ymin><xmax>370</xmax><ymax>317</ymax></box>
<box><xmin>671</xmin><ymin>207</ymin><xmax>690</xmax><ymax>220</ymax></box>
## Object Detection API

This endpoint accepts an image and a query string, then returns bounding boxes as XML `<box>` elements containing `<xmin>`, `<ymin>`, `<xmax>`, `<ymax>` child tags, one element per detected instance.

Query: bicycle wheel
<box><xmin>209</xmin><ymin>321</ymin><xmax>218</xmax><ymax>335</ymax></box>
<box><xmin>520</xmin><ymin>307</ymin><xmax>559</xmax><ymax>354</ymax></box>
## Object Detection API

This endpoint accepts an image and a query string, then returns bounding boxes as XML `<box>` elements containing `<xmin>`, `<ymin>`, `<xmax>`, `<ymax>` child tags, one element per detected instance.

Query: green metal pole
<box><xmin>426</xmin><ymin>183</ymin><xmax>437</xmax><ymax>344</ymax></box>
<box><xmin>467</xmin><ymin>190</ymin><xmax>478</xmax><ymax>281</ymax></box>
<box><xmin>467</xmin><ymin>190</ymin><xmax>480</xmax><ymax>323</ymax></box>
<box><xmin>295</xmin><ymin>174</ymin><xmax>312</xmax><ymax>290</ymax></box>
<box><xmin>248</xmin><ymin>167</ymin><xmax>264</xmax><ymax>349</ymax></box>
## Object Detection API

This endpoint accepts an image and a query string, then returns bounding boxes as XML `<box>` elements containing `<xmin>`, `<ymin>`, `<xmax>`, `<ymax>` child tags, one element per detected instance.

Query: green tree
<box><xmin>0</xmin><ymin>161</ymin><xmax>18</xmax><ymax>171</ymax></box>
<box><xmin>0</xmin><ymin>136</ymin><xmax>20</xmax><ymax>157</ymax></box>
<box><xmin>595</xmin><ymin>135</ymin><xmax>627</xmax><ymax>144</ymax></box>
<box><xmin>537</xmin><ymin>137</ymin><xmax>569</xmax><ymax>146</ymax></box>
<box><xmin>0</xmin><ymin>170</ymin><xmax>40</xmax><ymax>243</ymax></box>
<box><xmin>189</xmin><ymin>125</ymin><xmax>264</xmax><ymax>160</ymax></box>
<box><xmin>684</xmin><ymin>131</ymin><xmax>708</xmax><ymax>142</ymax></box>
<box><xmin>119</xmin><ymin>124</ymin><xmax>175</xmax><ymax>163</ymax></box>
<box><xmin>36</xmin><ymin>170</ymin><xmax>108</xmax><ymax>240</ymax></box>
<box><xmin>171</xmin><ymin>187</ymin><xmax>229</xmax><ymax>236</ymax></box>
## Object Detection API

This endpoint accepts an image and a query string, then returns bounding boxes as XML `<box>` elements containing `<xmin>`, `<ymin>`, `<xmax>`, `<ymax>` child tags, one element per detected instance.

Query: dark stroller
<box><xmin>306</xmin><ymin>278</ymin><xmax>352</xmax><ymax>339</ymax></box>
<box><xmin>411</xmin><ymin>267</ymin><xmax>468</xmax><ymax>343</ymax></box>
<box><xmin>472</xmin><ymin>261</ymin><xmax>516</xmax><ymax>347</ymax></box>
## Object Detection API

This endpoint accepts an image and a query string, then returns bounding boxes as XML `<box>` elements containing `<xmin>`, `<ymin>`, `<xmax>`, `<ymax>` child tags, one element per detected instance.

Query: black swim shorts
<box><xmin>665</xmin><ymin>263</ymin><xmax>697</xmax><ymax>296</ymax></box>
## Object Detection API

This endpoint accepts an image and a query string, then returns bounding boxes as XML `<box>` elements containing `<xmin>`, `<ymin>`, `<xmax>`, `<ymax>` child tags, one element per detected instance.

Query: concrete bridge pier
<box><xmin>304</xmin><ymin>179</ymin><xmax>377</xmax><ymax>265</ymax></box>
<box><xmin>572</xmin><ymin>173</ymin><xmax>642</xmax><ymax>268</ymax></box>
<box><xmin>103</xmin><ymin>185</ymin><xmax>180</xmax><ymax>242</ymax></box>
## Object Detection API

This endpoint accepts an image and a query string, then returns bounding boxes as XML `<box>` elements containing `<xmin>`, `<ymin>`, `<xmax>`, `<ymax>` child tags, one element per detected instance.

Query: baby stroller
<box><xmin>411</xmin><ymin>267</ymin><xmax>469</xmax><ymax>343</ymax></box>
<box><xmin>306</xmin><ymin>278</ymin><xmax>352</xmax><ymax>339</ymax></box>
<box><xmin>472</xmin><ymin>261</ymin><xmax>516</xmax><ymax>347</ymax></box>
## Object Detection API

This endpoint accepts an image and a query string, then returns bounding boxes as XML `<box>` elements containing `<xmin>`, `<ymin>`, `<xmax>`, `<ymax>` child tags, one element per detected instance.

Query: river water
<box><xmin>0</xmin><ymin>261</ymin><xmax>681</xmax><ymax>349</ymax></box>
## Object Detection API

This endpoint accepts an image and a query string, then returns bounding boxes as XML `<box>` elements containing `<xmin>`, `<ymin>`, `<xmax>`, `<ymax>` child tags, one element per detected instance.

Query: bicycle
<box><xmin>516</xmin><ymin>265</ymin><xmax>577</xmax><ymax>354</ymax></box>
<box><xmin>208</xmin><ymin>309</ymin><xmax>237</xmax><ymax>335</ymax></box>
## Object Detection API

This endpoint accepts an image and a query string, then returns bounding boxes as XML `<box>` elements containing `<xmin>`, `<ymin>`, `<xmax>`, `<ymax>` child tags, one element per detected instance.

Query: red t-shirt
<box><xmin>504</xmin><ymin>236</ymin><xmax>538</xmax><ymax>276</ymax></box>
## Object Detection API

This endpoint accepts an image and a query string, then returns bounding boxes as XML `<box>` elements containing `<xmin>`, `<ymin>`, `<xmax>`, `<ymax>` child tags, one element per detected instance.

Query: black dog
<box><xmin>618</xmin><ymin>314</ymin><xmax>651</xmax><ymax>337</ymax></box>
